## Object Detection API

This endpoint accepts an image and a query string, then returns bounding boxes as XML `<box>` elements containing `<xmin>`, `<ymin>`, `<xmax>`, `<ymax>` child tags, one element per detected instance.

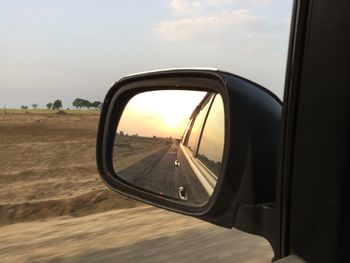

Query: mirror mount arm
<box><xmin>233</xmin><ymin>203</ymin><xmax>279</xmax><ymax>259</ymax></box>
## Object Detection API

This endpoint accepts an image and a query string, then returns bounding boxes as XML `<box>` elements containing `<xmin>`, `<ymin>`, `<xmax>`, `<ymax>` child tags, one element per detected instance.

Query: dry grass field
<box><xmin>0</xmin><ymin>111</ymin><xmax>140</xmax><ymax>225</ymax></box>
<box><xmin>0</xmin><ymin>111</ymin><xmax>273</xmax><ymax>262</ymax></box>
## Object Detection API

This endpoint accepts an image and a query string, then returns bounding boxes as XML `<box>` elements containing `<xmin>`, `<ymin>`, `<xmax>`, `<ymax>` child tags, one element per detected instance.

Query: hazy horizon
<box><xmin>1</xmin><ymin>1</ymin><xmax>293</xmax><ymax>109</ymax></box>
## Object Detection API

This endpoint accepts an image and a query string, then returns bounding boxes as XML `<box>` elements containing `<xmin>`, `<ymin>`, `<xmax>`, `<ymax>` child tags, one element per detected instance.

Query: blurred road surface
<box><xmin>0</xmin><ymin>206</ymin><xmax>273</xmax><ymax>263</ymax></box>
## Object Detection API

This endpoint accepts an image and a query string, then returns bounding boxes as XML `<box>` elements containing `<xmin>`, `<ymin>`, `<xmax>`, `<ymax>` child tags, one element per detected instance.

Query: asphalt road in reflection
<box><xmin>118</xmin><ymin>143</ymin><xmax>212</xmax><ymax>204</ymax></box>
<box><xmin>119</xmin><ymin>143</ymin><xmax>178</xmax><ymax>198</ymax></box>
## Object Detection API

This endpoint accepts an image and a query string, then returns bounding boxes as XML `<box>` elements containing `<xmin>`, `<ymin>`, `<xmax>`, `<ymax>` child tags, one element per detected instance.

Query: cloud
<box><xmin>155</xmin><ymin>9</ymin><xmax>265</xmax><ymax>47</ymax></box>
<box><xmin>169</xmin><ymin>0</ymin><xmax>238</xmax><ymax>15</ymax></box>
<box><xmin>157</xmin><ymin>0</ymin><xmax>277</xmax><ymax>50</ymax></box>
<box><xmin>205</xmin><ymin>0</ymin><xmax>234</xmax><ymax>5</ymax></box>
<box><xmin>200</xmin><ymin>42</ymin><xmax>221</xmax><ymax>50</ymax></box>
<box><xmin>247</xmin><ymin>0</ymin><xmax>272</xmax><ymax>6</ymax></box>
<box><xmin>169</xmin><ymin>0</ymin><xmax>271</xmax><ymax>15</ymax></box>
<box><xmin>154</xmin><ymin>0</ymin><xmax>281</xmax><ymax>54</ymax></box>
<box><xmin>170</xmin><ymin>0</ymin><xmax>202</xmax><ymax>14</ymax></box>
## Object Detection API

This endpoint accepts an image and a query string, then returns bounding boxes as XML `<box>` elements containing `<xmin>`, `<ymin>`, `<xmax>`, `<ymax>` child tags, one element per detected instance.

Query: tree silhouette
<box><xmin>73</xmin><ymin>98</ymin><xmax>102</xmax><ymax>110</ymax></box>
<box><xmin>72</xmin><ymin>98</ymin><xmax>91</xmax><ymax>109</ymax></box>
<box><xmin>46</xmin><ymin>103</ymin><xmax>53</xmax><ymax>109</ymax></box>
<box><xmin>92</xmin><ymin>101</ymin><xmax>102</xmax><ymax>110</ymax></box>
<box><xmin>32</xmin><ymin>103</ymin><xmax>38</xmax><ymax>109</ymax></box>
<box><xmin>52</xmin><ymin>99</ymin><xmax>62</xmax><ymax>110</ymax></box>
<box><xmin>72</xmin><ymin>98</ymin><xmax>81</xmax><ymax>109</ymax></box>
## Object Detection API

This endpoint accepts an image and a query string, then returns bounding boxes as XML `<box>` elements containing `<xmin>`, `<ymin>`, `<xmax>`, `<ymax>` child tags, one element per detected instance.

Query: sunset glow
<box><xmin>117</xmin><ymin>90</ymin><xmax>207</xmax><ymax>138</ymax></box>
<box><xmin>163</xmin><ymin>115</ymin><xmax>181</xmax><ymax>129</ymax></box>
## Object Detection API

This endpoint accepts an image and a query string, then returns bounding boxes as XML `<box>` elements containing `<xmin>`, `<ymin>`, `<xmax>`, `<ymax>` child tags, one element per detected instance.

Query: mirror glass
<box><xmin>113</xmin><ymin>90</ymin><xmax>225</xmax><ymax>205</ymax></box>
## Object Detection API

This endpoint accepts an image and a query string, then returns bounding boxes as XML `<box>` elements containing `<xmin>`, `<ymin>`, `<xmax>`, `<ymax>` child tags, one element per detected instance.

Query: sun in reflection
<box><xmin>163</xmin><ymin>115</ymin><xmax>182</xmax><ymax>129</ymax></box>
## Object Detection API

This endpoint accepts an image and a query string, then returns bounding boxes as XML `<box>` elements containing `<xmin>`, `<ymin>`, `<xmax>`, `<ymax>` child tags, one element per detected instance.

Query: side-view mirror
<box><xmin>96</xmin><ymin>69</ymin><xmax>281</xmax><ymax>253</ymax></box>
<box><xmin>114</xmin><ymin>89</ymin><xmax>224</xmax><ymax>206</ymax></box>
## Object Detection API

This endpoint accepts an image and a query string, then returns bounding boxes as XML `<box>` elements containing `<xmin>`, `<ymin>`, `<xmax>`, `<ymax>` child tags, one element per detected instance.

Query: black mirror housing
<box><xmin>96</xmin><ymin>69</ymin><xmax>281</xmax><ymax>250</ymax></box>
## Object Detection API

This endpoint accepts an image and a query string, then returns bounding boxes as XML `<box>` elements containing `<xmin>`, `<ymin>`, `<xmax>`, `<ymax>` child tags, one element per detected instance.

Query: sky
<box><xmin>0</xmin><ymin>0</ymin><xmax>293</xmax><ymax>109</ymax></box>
<box><xmin>117</xmin><ymin>90</ymin><xmax>206</xmax><ymax>138</ymax></box>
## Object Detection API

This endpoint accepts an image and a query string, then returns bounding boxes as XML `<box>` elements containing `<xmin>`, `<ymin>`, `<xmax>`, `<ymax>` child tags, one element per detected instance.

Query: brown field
<box><xmin>0</xmin><ymin>112</ymin><xmax>273</xmax><ymax>262</ymax></box>
<box><xmin>0</xmin><ymin>112</ymin><xmax>141</xmax><ymax>225</ymax></box>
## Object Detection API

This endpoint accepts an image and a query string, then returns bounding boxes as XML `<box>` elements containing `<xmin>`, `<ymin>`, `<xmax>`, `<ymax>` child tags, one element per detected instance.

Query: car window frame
<box><xmin>183</xmin><ymin>93</ymin><xmax>215</xmax><ymax>156</ymax></box>
<box><xmin>181</xmin><ymin>93</ymin><xmax>224</xmax><ymax>190</ymax></box>
<box><xmin>195</xmin><ymin>93</ymin><xmax>225</xmax><ymax>178</ymax></box>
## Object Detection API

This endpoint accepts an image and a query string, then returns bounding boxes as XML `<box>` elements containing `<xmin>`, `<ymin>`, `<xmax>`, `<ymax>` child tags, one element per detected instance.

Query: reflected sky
<box><xmin>117</xmin><ymin>90</ymin><xmax>206</xmax><ymax>138</ymax></box>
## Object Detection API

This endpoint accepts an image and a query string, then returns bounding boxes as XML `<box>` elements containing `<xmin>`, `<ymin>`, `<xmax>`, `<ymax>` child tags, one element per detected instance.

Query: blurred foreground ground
<box><xmin>0</xmin><ymin>111</ymin><xmax>273</xmax><ymax>262</ymax></box>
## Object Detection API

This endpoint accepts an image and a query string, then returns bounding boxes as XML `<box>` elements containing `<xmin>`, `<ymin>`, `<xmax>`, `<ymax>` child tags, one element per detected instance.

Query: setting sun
<box><xmin>117</xmin><ymin>90</ymin><xmax>206</xmax><ymax>138</ymax></box>
<box><xmin>163</xmin><ymin>115</ymin><xmax>182</xmax><ymax>129</ymax></box>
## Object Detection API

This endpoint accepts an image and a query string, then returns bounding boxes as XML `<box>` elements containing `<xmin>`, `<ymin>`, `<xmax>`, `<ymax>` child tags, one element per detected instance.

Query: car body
<box><xmin>175</xmin><ymin>92</ymin><xmax>224</xmax><ymax>204</ymax></box>
<box><xmin>96</xmin><ymin>0</ymin><xmax>350</xmax><ymax>262</ymax></box>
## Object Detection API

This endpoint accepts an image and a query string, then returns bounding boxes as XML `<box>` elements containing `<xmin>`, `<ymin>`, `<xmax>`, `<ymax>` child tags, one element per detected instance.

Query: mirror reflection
<box><xmin>113</xmin><ymin>90</ymin><xmax>225</xmax><ymax>205</ymax></box>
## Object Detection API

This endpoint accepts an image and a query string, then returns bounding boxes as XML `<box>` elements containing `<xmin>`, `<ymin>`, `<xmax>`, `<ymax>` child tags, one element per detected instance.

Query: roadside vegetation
<box><xmin>2</xmin><ymin>97</ymin><xmax>103</xmax><ymax>115</ymax></box>
<box><xmin>0</xmin><ymin>108</ymin><xmax>101</xmax><ymax>115</ymax></box>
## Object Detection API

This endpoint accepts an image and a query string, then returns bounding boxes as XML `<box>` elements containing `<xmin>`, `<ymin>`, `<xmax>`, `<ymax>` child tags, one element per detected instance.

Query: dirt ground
<box><xmin>0</xmin><ymin>112</ymin><xmax>273</xmax><ymax>262</ymax></box>
<box><xmin>0</xmin><ymin>112</ymin><xmax>142</xmax><ymax>225</ymax></box>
